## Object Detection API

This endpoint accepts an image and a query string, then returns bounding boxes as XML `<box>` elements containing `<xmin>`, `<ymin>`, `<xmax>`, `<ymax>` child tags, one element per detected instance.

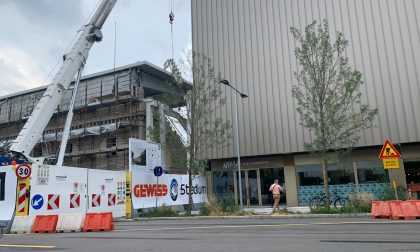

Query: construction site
<box><xmin>0</xmin><ymin>61</ymin><xmax>186</xmax><ymax>171</ymax></box>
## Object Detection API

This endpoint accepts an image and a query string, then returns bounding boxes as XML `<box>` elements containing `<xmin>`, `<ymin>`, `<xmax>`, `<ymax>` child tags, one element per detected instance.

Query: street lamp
<box><xmin>220</xmin><ymin>79</ymin><xmax>247</xmax><ymax>210</ymax></box>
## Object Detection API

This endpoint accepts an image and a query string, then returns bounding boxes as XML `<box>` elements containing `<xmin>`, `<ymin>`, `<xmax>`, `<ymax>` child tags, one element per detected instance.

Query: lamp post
<box><xmin>220</xmin><ymin>79</ymin><xmax>247</xmax><ymax>210</ymax></box>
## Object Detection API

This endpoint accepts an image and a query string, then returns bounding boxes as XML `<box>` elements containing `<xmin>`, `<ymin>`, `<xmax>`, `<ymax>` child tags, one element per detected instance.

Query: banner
<box><xmin>129</xmin><ymin>138</ymin><xmax>161</xmax><ymax>173</ymax></box>
<box><xmin>131</xmin><ymin>172</ymin><xmax>208</xmax><ymax>209</ymax></box>
<box><xmin>0</xmin><ymin>165</ymin><xmax>17</xmax><ymax>228</ymax></box>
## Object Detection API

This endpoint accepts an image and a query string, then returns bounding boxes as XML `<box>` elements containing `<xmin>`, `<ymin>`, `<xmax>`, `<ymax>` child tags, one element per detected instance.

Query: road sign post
<box><xmin>379</xmin><ymin>140</ymin><xmax>401</xmax><ymax>200</ymax></box>
<box><xmin>154</xmin><ymin>166</ymin><xmax>163</xmax><ymax>209</ymax></box>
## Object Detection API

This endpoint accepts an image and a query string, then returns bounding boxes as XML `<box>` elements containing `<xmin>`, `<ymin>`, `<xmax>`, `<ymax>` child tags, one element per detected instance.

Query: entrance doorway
<box><xmin>233</xmin><ymin>168</ymin><xmax>286</xmax><ymax>207</ymax></box>
<box><xmin>260</xmin><ymin>168</ymin><xmax>286</xmax><ymax>206</ymax></box>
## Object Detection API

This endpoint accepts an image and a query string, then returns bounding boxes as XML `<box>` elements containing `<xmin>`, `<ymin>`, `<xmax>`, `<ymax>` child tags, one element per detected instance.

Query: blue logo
<box><xmin>170</xmin><ymin>179</ymin><xmax>178</xmax><ymax>201</ymax></box>
<box><xmin>31</xmin><ymin>194</ymin><xmax>44</xmax><ymax>210</ymax></box>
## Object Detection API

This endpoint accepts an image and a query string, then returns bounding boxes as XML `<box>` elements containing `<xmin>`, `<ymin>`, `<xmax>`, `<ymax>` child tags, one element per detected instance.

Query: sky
<box><xmin>0</xmin><ymin>0</ymin><xmax>191</xmax><ymax>97</ymax></box>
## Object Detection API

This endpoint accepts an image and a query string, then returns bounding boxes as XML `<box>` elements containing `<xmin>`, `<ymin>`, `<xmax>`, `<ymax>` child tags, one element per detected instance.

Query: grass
<box><xmin>310</xmin><ymin>192</ymin><xmax>374</xmax><ymax>214</ymax></box>
<box><xmin>199</xmin><ymin>197</ymin><xmax>253</xmax><ymax>216</ymax></box>
<box><xmin>137</xmin><ymin>205</ymin><xmax>179</xmax><ymax>218</ymax></box>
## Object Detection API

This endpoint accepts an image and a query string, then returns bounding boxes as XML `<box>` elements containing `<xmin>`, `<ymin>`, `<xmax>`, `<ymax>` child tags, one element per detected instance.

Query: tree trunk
<box><xmin>322</xmin><ymin>157</ymin><xmax>330</xmax><ymax>208</ymax></box>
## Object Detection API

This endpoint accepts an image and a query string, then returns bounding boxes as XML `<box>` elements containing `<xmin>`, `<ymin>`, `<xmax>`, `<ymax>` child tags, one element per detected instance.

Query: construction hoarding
<box><xmin>0</xmin><ymin>165</ymin><xmax>18</xmax><ymax>230</ymax></box>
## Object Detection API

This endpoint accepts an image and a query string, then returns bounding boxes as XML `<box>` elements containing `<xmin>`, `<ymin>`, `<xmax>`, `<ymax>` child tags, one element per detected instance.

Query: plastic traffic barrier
<box><xmin>83</xmin><ymin>212</ymin><xmax>114</xmax><ymax>232</ymax></box>
<box><xmin>407</xmin><ymin>200</ymin><xmax>420</xmax><ymax>215</ymax></box>
<box><xmin>32</xmin><ymin>215</ymin><xmax>58</xmax><ymax>233</ymax></box>
<box><xmin>10</xmin><ymin>216</ymin><xmax>35</xmax><ymax>234</ymax></box>
<box><xmin>371</xmin><ymin>201</ymin><xmax>391</xmax><ymax>219</ymax></box>
<box><xmin>56</xmin><ymin>213</ymin><xmax>85</xmax><ymax>232</ymax></box>
<box><xmin>389</xmin><ymin>201</ymin><xmax>404</xmax><ymax>220</ymax></box>
<box><xmin>399</xmin><ymin>201</ymin><xmax>418</xmax><ymax>220</ymax></box>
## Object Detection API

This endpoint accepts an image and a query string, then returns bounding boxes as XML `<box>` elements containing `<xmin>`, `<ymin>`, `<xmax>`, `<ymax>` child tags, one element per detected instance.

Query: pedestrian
<box><xmin>269</xmin><ymin>179</ymin><xmax>283</xmax><ymax>213</ymax></box>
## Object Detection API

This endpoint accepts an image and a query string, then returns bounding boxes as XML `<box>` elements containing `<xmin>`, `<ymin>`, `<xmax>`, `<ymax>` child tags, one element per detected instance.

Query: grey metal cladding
<box><xmin>192</xmin><ymin>0</ymin><xmax>420</xmax><ymax>159</ymax></box>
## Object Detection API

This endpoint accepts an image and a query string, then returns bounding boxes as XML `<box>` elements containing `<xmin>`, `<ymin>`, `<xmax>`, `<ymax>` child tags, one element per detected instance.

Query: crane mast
<box><xmin>9</xmin><ymin>0</ymin><xmax>118</xmax><ymax>159</ymax></box>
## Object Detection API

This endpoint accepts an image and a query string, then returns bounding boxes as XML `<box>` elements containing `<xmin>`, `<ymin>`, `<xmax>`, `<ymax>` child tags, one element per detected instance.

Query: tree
<box><xmin>290</xmin><ymin>20</ymin><xmax>378</xmax><ymax>207</ymax></box>
<box><xmin>151</xmin><ymin>51</ymin><xmax>231</xmax><ymax>214</ymax></box>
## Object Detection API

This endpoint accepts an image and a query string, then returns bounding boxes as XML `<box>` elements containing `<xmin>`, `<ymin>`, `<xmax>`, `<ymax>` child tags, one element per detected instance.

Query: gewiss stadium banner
<box><xmin>131</xmin><ymin>171</ymin><xmax>208</xmax><ymax>209</ymax></box>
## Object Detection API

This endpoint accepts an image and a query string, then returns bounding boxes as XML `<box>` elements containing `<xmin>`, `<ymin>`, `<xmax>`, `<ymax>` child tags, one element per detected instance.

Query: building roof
<box><xmin>0</xmin><ymin>60</ymin><xmax>191</xmax><ymax>100</ymax></box>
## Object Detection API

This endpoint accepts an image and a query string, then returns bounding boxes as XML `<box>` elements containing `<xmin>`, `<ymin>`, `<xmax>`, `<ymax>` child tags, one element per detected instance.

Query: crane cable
<box><xmin>169</xmin><ymin>0</ymin><xmax>175</xmax><ymax>60</ymax></box>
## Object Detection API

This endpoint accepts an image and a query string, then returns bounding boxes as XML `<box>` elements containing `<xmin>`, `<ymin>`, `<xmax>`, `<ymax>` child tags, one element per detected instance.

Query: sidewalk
<box><xmin>245</xmin><ymin>206</ymin><xmax>311</xmax><ymax>215</ymax></box>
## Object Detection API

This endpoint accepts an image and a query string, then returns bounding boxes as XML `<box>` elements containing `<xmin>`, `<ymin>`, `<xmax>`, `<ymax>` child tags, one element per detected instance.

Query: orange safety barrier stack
<box><xmin>399</xmin><ymin>201</ymin><xmax>418</xmax><ymax>220</ymax></box>
<box><xmin>389</xmin><ymin>201</ymin><xmax>404</xmax><ymax>220</ymax></box>
<box><xmin>83</xmin><ymin>212</ymin><xmax>114</xmax><ymax>232</ymax></box>
<box><xmin>32</xmin><ymin>215</ymin><xmax>59</xmax><ymax>233</ymax></box>
<box><xmin>371</xmin><ymin>201</ymin><xmax>392</xmax><ymax>219</ymax></box>
<box><xmin>407</xmin><ymin>200</ymin><xmax>420</xmax><ymax>218</ymax></box>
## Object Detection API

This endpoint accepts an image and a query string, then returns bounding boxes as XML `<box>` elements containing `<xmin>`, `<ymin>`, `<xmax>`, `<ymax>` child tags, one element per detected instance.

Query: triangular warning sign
<box><xmin>379</xmin><ymin>139</ymin><xmax>401</xmax><ymax>159</ymax></box>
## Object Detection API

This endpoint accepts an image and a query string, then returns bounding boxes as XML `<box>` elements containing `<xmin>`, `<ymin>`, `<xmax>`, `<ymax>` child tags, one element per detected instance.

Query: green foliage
<box><xmin>290</xmin><ymin>19</ymin><xmax>378</xmax><ymax>206</ymax></box>
<box><xmin>199</xmin><ymin>197</ymin><xmax>250</xmax><ymax>216</ymax></box>
<box><xmin>377</xmin><ymin>186</ymin><xmax>408</xmax><ymax>201</ymax></box>
<box><xmin>137</xmin><ymin>205</ymin><xmax>178</xmax><ymax>218</ymax></box>
<box><xmin>290</xmin><ymin>20</ymin><xmax>378</xmax><ymax>156</ymax></box>
<box><xmin>154</xmin><ymin>51</ymin><xmax>232</xmax><ymax>175</ymax></box>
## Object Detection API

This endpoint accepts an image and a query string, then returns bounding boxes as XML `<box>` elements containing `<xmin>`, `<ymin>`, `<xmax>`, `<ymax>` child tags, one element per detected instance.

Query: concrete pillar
<box><xmin>284</xmin><ymin>165</ymin><xmax>299</xmax><ymax>207</ymax></box>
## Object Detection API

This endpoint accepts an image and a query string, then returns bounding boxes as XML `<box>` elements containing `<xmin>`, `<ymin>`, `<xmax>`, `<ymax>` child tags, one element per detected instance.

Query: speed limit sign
<box><xmin>16</xmin><ymin>164</ymin><xmax>32</xmax><ymax>180</ymax></box>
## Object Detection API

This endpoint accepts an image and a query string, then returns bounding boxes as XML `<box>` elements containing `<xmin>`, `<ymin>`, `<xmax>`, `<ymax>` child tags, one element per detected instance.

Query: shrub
<box><xmin>138</xmin><ymin>204</ymin><xmax>178</xmax><ymax>218</ymax></box>
<box><xmin>377</xmin><ymin>186</ymin><xmax>408</xmax><ymax>201</ymax></box>
<box><xmin>199</xmin><ymin>197</ymin><xmax>250</xmax><ymax>216</ymax></box>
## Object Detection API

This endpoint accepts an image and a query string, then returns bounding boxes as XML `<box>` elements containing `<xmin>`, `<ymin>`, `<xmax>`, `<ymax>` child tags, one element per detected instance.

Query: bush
<box><xmin>138</xmin><ymin>204</ymin><xmax>178</xmax><ymax>218</ymax></box>
<box><xmin>310</xmin><ymin>192</ymin><xmax>374</xmax><ymax>214</ymax></box>
<box><xmin>199</xmin><ymin>197</ymin><xmax>250</xmax><ymax>216</ymax></box>
<box><xmin>377</xmin><ymin>186</ymin><xmax>408</xmax><ymax>201</ymax></box>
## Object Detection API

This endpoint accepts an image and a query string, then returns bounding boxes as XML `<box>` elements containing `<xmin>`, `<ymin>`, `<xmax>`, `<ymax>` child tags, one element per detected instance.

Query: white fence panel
<box><xmin>29</xmin><ymin>165</ymin><xmax>88</xmax><ymax>216</ymax></box>
<box><xmin>87</xmin><ymin>169</ymin><xmax>126</xmax><ymax>217</ymax></box>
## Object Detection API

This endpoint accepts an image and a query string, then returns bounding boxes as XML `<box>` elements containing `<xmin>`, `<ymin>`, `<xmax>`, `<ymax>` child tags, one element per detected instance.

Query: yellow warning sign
<box><xmin>379</xmin><ymin>139</ymin><xmax>401</xmax><ymax>159</ymax></box>
<box><xmin>383</xmin><ymin>158</ymin><xmax>400</xmax><ymax>169</ymax></box>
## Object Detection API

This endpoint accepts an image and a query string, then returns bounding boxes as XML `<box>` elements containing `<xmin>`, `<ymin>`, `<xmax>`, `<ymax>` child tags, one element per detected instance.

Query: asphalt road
<box><xmin>1</xmin><ymin>217</ymin><xmax>419</xmax><ymax>252</ymax></box>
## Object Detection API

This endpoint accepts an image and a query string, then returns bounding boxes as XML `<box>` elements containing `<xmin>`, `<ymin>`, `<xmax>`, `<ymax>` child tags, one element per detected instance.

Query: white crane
<box><xmin>9</xmin><ymin>0</ymin><xmax>118</xmax><ymax>162</ymax></box>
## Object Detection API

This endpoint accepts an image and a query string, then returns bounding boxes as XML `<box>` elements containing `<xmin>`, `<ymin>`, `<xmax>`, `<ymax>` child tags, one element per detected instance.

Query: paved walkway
<box><xmin>245</xmin><ymin>206</ymin><xmax>311</xmax><ymax>215</ymax></box>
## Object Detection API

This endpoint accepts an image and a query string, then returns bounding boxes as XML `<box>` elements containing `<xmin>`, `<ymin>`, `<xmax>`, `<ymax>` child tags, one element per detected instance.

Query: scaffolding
<box><xmin>0</xmin><ymin>65</ymin><xmax>148</xmax><ymax>171</ymax></box>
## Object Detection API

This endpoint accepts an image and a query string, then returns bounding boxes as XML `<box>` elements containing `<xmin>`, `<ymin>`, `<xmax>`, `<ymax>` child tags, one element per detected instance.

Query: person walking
<box><xmin>269</xmin><ymin>179</ymin><xmax>283</xmax><ymax>213</ymax></box>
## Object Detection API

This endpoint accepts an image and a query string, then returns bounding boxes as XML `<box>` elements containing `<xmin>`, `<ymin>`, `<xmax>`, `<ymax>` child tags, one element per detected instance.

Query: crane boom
<box><xmin>10</xmin><ymin>0</ymin><xmax>118</xmax><ymax>157</ymax></box>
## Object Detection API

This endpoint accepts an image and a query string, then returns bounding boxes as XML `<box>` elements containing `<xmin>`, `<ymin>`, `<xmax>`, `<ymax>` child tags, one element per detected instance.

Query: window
<box><xmin>297</xmin><ymin>164</ymin><xmax>323</xmax><ymax>186</ymax></box>
<box><xmin>213</xmin><ymin>171</ymin><xmax>234</xmax><ymax>201</ymax></box>
<box><xmin>356</xmin><ymin>161</ymin><xmax>388</xmax><ymax>183</ymax></box>
<box><xmin>65</xmin><ymin>143</ymin><xmax>73</xmax><ymax>153</ymax></box>
<box><xmin>106</xmin><ymin>137</ymin><xmax>116</xmax><ymax>148</ymax></box>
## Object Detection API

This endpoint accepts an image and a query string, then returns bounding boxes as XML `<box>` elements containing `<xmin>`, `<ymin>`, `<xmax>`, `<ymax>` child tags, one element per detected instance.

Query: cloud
<box><xmin>0</xmin><ymin>46</ymin><xmax>45</xmax><ymax>96</ymax></box>
<box><xmin>0</xmin><ymin>0</ymin><xmax>191</xmax><ymax>97</ymax></box>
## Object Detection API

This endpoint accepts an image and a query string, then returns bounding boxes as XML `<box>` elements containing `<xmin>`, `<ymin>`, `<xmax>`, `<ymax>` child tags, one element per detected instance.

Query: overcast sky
<box><xmin>0</xmin><ymin>0</ymin><xmax>191</xmax><ymax>97</ymax></box>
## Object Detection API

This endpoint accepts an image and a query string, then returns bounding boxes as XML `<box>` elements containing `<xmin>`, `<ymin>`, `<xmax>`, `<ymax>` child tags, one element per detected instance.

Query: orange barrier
<box><xmin>83</xmin><ymin>212</ymin><xmax>114</xmax><ymax>232</ymax></box>
<box><xmin>399</xmin><ymin>201</ymin><xmax>418</xmax><ymax>220</ymax></box>
<box><xmin>389</xmin><ymin>201</ymin><xmax>404</xmax><ymax>220</ymax></box>
<box><xmin>371</xmin><ymin>201</ymin><xmax>391</xmax><ymax>219</ymax></box>
<box><xmin>32</xmin><ymin>215</ymin><xmax>59</xmax><ymax>233</ymax></box>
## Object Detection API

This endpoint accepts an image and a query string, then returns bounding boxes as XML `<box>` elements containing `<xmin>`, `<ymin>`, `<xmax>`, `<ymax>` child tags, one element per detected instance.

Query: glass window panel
<box><xmin>212</xmin><ymin>171</ymin><xmax>234</xmax><ymax>201</ymax></box>
<box><xmin>356</xmin><ymin>160</ymin><xmax>388</xmax><ymax>183</ymax></box>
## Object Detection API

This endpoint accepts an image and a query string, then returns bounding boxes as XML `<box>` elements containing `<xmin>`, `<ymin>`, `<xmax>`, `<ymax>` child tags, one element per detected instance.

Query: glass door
<box><xmin>247</xmin><ymin>170</ymin><xmax>259</xmax><ymax>206</ymax></box>
<box><xmin>260</xmin><ymin>168</ymin><xmax>286</xmax><ymax>206</ymax></box>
